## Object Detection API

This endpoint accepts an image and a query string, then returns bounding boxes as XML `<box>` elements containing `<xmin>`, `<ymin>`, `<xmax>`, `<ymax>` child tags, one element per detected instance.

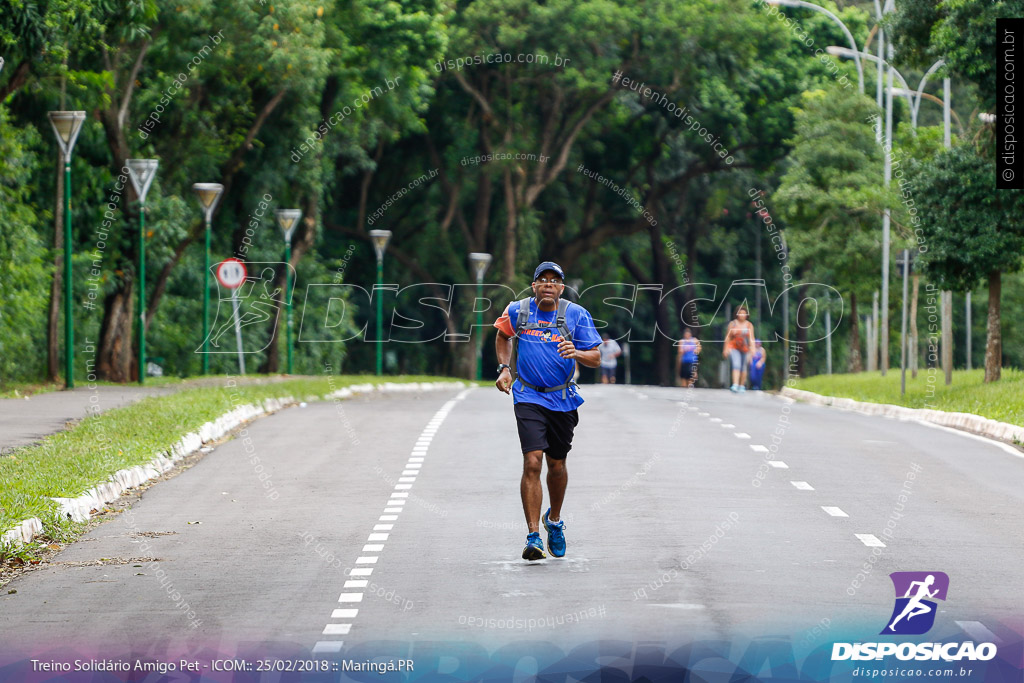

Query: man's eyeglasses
<box><xmin>535</xmin><ymin>278</ymin><xmax>563</xmax><ymax>285</ymax></box>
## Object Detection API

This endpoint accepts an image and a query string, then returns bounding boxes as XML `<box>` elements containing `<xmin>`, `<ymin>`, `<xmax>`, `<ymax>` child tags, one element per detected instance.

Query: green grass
<box><xmin>0</xmin><ymin>375</ymin><xmax>450</xmax><ymax>540</ymax></box>
<box><xmin>792</xmin><ymin>368</ymin><xmax>1024</xmax><ymax>427</ymax></box>
<box><xmin>0</xmin><ymin>381</ymin><xmax>66</xmax><ymax>399</ymax></box>
<box><xmin>0</xmin><ymin>374</ymin><xmax>205</xmax><ymax>398</ymax></box>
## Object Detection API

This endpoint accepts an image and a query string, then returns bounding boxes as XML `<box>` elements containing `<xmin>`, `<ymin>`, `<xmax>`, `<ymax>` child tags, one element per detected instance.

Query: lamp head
<box><xmin>275</xmin><ymin>209</ymin><xmax>303</xmax><ymax>243</ymax></box>
<box><xmin>369</xmin><ymin>229</ymin><xmax>392</xmax><ymax>262</ymax></box>
<box><xmin>192</xmin><ymin>183</ymin><xmax>225</xmax><ymax>221</ymax></box>
<box><xmin>468</xmin><ymin>252</ymin><xmax>492</xmax><ymax>282</ymax></box>
<box><xmin>48</xmin><ymin>111</ymin><xmax>87</xmax><ymax>161</ymax></box>
<box><xmin>126</xmin><ymin>159</ymin><xmax>159</xmax><ymax>203</ymax></box>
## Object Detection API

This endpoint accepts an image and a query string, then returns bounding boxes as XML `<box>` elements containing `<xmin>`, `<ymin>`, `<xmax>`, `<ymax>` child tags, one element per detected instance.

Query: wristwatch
<box><xmin>497</xmin><ymin>363</ymin><xmax>511</xmax><ymax>375</ymax></box>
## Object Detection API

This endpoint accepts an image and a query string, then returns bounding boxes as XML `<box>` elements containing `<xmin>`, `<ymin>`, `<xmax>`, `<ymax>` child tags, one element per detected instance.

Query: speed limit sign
<box><xmin>216</xmin><ymin>258</ymin><xmax>247</xmax><ymax>289</ymax></box>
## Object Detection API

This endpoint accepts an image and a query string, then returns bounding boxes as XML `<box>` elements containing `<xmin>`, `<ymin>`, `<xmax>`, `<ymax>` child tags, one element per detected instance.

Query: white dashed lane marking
<box><xmin>821</xmin><ymin>507</ymin><xmax>848</xmax><ymax>517</ymax></box>
<box><xmin>312</xmin><ymin>642</ymin><xmax>344</xmax><ymax>654</ymax></box>
<box><xmin>790</xmin><ymin>481</ymin><xmax>815</xmax><ymax>491</ymax></box>
<box><xmin>311</xmin><ymin>388</ymin><xmax>471</xmax><ymax>654</ymax></box>
<box><xmin>855</xmin><ymin>534</ymin><xmax>886</xmax><ymax>548</ymax></box>
<box><xmin>750</xmin><ymin>444</ymin><xmax>769</xmax><ymax>453</ymax></box>
<box><xmin>768</xmin><ymin>461</ymin><xmax>788</xmax><ymax>469</ymax></box>
<box><xmin>734</xmin><ymin>433</ymin><xmax>750</xmax><ymax>439</ymax></box>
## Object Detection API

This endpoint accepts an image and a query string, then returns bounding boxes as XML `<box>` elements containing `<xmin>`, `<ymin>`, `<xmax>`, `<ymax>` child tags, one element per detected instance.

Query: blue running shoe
<box><xmin>543</xmin><ymin>508</ymin><xmax>566</xmax><ymax>557</ymax></box>
<box><xmin>522</xmin><ymin>532</ymin><xmax>546</xmax><ymax>561</ymax></box>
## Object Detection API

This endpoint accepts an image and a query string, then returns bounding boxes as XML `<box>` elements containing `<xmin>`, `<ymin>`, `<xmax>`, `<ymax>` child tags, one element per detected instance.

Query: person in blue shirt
<box><xmin>675</xmin><ymin>327</ymin><xmax>702</xmax><ymax>387</ymax></box>
<box><xmin>748</xmin><ymin>340</ymin><xmax>767</xmax><ymax>390</ymax></box>
<box><xmin>493</xmin><ymin>261</ymin><xmax>602</xmax><ymax>561</ymax></box>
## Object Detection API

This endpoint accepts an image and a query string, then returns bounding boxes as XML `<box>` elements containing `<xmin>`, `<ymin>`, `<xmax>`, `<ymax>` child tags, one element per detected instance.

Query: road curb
<box><xmin>1</xmin><ymin>380</ymin><xmax>467</xmax><ymax>549</ymax></box>
<box><xmin>780</xmin><ymin>387</ymin><xmax>1024</xmax><ymax>444</ymax></box>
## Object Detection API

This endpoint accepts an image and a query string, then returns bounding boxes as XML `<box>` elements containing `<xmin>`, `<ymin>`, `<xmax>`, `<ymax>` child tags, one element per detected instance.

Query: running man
<box><xmin>675</xmin><ymin>328</ymin><xmax>701</xmax><ymax>387</ymax></box>
<box><xmin>748</xmin><ymin>340</ymin><xmax>766</xmax><ymax>390</ymax></box>
<box><xmin>494</xmin><ymin>262</ymin><xmax>602</xmax><ymax>561</ymax></box>
<box><xmin>888</xmin><ymin>574</ymin><xmax>939</xmax><ymax>631</ymax></box>
<box><xmin>722</xmin><ymin>305</ymin><xmax>756</xmax><ymax>393</ymax></box>
<box><xmin>598</xmin><ymin>333</ymin><xmax>622</xmax><ymax>383</ymax></box>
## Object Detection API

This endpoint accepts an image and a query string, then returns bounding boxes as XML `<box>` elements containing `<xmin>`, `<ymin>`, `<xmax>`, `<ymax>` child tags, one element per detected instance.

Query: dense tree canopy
<box><xmin>0</xmin><ymin>0</ymin><xmax>1010</xmax><ymax>387</ymax></box>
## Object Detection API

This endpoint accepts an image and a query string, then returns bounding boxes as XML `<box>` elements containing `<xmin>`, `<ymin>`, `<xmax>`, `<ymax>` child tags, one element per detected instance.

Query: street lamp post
<box><xmin>48</xmin><ymin>110</ymin><xmax>86</xmax><ymax>389</ymax></box>
<box><xmin>825</xmin><ymin>292</ymin><xmax>832</xmax><ymax>375</ymax></box>
<box><xmin>192</xmin><ymin>183</ymin><xmax>224</xmax><ymax>375</ymax></box>
<box><xmin>897</xmin><ymin>249</ymin><xmax>912</xmax><ymax>395</ymax></box>
<box><xmin>275</xmin><ymin>209</ymin><xmax>303</xmax><ymax>375</ymax></box>
<box><xmin>871</xmin><ymin>290</ymin><xmax>879</xmax><ymax>372</ymax></box>
<box><xmin>468</xmin><ymin>253</ymin><xmax>493</xmax><ymax>381</ymax></box>
<box><xmin>966</xmin><ymin>292</ymin><xmax>972</xmax><ymax>371</ymax></box>
<box><xmin>126</xmin><ymin>159</ymin><xmax>159</xmax><ymax>384</ymax></box>
<box><xmin>764</xmin><ymin>0</ymin><xmax>864</xmax><ymax>93</ymax></box>
<box><xmin>369</xmin><ymin>230</ymin><xmax>392</xmax><ymax>376</ymax></box>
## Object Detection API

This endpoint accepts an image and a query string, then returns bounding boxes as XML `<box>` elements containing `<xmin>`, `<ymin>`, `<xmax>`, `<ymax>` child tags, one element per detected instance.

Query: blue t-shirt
<box><xmin>495</xmin><ymin>298</ymin><xmax>602</xmax><ymax>412</ymax></box>
<box><xmin>749</xmin><ymin>349</ymin><xmax>765</xmax><ymax>379</ymax></box>
<box><xmin>680</xmin><ymin>338</ymin><xmax>699</xmax><ymax>363</ymax></box>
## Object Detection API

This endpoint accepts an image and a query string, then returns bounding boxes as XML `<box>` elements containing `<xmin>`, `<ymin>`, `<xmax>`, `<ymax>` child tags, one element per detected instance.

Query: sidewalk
<box><xmin>0</xmin><ymin>376</ymin><xmax>296</xmax><ymax>454</ymax></box>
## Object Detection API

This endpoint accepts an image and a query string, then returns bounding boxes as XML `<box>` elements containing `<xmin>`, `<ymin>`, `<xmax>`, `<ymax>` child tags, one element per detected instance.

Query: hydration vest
<box><xmin>509</xmin><ymin>297</ymin><xmax>575</xmax><ymax>399</ymax></box>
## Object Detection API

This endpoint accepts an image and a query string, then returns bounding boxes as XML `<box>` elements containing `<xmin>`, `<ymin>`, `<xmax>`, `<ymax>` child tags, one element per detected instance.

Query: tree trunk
<box><xmin>96</xmin><ymin>284</ymin><xmax>135</xmax><ymax>382</ymax></box>
<box><xmin>849</xmin><ymin>292</ymin><xmax>862</xmax><ymax>372</ymax></box>
<box><xmin>648</xmin><ymin>227</ymin><xmax>672</xmax><ymax>386</ymax></box>
<box><xmin>94</xmin><ymin>43</ymin><xmax>149</xmax><ymax>382</ymax></box>
<box><xmin>984</xmin><ymin>270</ymin><xmax>1002</xmax><ymax>383</ymax></box>
<box><xmin>683</xmin><ymin>227</ymin><xmax>700</xmax><ymax>327</ymax></box>
<box><xmin>47</xmin><ymin>155</ymin><xmax>64</xmax><ymax>382</ymax></box>
<box><xmin>909</xmin><ymin>274</ymin><xmax>919</xmax><ymax>378</ymax></box>
<box><xmin>502</xmin><ymin>169</ymin><xmax>517</xmax><ymax>282</ymax></box>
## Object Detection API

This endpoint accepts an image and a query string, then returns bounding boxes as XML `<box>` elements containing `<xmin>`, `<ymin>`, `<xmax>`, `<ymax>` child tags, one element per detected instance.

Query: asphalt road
<box><xmin>1</xmin><ymin>383</ymin><xmax>1021</xmax><ymax>678</ymax></box>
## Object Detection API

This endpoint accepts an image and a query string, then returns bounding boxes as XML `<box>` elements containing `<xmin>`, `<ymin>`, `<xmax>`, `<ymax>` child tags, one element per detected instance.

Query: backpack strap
<box><xmin>509</xmin><ymin>297</ymin><xmax>533</xmax><ymax>386</ymax></box>
<box><xmin>554</xmin><ymin>298</ymin><xmax>576</xmax><ymax>398</ymax></box>
<box><xmin>556</xmin><ymin>298</ymin><xmax>573</xmax><ymax>342</ymax></box>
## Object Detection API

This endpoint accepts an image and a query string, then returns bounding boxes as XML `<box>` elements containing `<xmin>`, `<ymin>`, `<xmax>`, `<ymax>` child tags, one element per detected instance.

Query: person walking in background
<box><xmin>675</xmin><ymin>328</ymin><xmax>701</xmax><ymax>387</ymax></box>
<box><xmin>598</xmin><ymin>333</ymin><xmax>622</xmax><ymax>383</ymax></box>
<box><xmin>748</xmin><ymin>340</ymin><xmax>766</xmax><ymax>390</ymax></box>
<box><xmin>722</xmin><ymin>305</ymin><xmax>756</xmax><ymax>393</ymax></box>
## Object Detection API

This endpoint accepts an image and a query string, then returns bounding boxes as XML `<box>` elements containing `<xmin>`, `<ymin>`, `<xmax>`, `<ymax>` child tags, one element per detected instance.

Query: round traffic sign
<box><xmin>216</xmin><ymin>258</ymin><xmax>247</xmax><ymax>289</ymax></box>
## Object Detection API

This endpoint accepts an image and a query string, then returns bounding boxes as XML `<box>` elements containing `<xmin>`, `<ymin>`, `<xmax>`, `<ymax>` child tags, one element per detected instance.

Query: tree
<box><xmin>774</xmin><ymin>88</ymin><xmax>885</xmax><ymax>373</ymax></box>
<box><xmin>889</xmin><ymin>0</ymin><xmax>1024</xmax><ymax>113</ymax></box>
<box><xmin>912</xmin><ymin>145</ymin><xmax>1024</xmax><ymax>382</ymax></box>
<box><xmin>0</xmin><ymin>104</ymin><xmax>49</xmax><ymax>382</ymax></box>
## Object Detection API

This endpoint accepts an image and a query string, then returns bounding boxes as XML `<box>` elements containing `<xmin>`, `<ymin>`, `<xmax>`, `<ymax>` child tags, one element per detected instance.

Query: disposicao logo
<box><xmin>882</xmin><ymin>571</ymin><xmax>948</xmax><ymax>635</ymax></box>
<box><xmin>832</xmin><ymin>571</ymin><xmax>998</xmax><ymax>662</ymax></box>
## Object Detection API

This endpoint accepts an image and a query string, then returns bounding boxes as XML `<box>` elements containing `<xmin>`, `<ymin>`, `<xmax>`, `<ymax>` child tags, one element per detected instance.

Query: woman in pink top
<box><xmin>722</xmin><ymin>306</ymin><xmax>756</xmax><ymax>392</ymax></box>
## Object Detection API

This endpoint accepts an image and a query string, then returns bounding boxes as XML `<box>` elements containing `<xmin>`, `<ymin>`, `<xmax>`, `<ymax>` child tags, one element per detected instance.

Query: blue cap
<box><xmin>533</xmin><ymin>261</ymin><xmax>565</xmax><ymax>281</ymax></box>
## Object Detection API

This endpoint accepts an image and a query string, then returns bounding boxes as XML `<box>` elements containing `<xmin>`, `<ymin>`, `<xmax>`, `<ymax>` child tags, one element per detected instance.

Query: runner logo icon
<box><xmin>881</xmin><ymin>571</ymin><xmax>949</xmax><ymax>635</ymax></box>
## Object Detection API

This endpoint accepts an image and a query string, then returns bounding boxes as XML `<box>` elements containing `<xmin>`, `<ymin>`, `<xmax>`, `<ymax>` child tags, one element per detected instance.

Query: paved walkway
<box><xmin>0</xmin><ymin>376</ymin><xmax>299</xmax><ymax>454</ymax></box>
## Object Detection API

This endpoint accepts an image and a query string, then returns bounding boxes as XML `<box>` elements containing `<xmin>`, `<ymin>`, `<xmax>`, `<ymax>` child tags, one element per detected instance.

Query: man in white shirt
<box><xmin>598</xmin><ymin>333</ymin><xmax>622</xmax><ymax>384</ymax></box>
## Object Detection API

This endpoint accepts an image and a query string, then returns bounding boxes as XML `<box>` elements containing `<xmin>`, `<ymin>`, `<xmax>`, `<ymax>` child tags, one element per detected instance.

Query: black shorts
<box><xmin>680</xmin><ymin>361</ymin><xmax>697</xmax><ymax>379</ymax></box>
<box><xmin>514</xmin><ymin>402</ymin><xmax>579</xmax><ymax>460</ymax></box>
<box><xmin>600</xmin><ymin>366</ymin><xmax>616</xmax><ymax>380</ymax></box>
